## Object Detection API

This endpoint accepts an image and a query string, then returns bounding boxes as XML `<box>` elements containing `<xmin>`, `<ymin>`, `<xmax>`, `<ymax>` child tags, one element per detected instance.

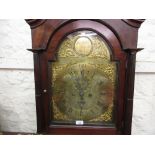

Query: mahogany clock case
<box><xmin>26</xmin><ymin>19</ymin><xmax>144</xmax><ymax>135</ymax></box>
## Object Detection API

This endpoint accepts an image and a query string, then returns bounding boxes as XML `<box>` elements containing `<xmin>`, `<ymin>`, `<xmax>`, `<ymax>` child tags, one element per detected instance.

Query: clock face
<box><xmin>50</xmin><ymin>31</ymin><xmax>117</xmax><ymax>125</ymax></box>
<box><xmin>53</xmin><ymin>63</ymin><xmax>112</xmax><ymax>120</ymax></box>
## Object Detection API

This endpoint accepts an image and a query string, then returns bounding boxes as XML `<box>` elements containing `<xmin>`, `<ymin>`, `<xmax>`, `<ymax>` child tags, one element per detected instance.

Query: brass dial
<box><xmin>51</xmin><ymin>31</ymin><xmax>116</xmax><ymax>124</ymax></box>
<box><xmin>53</xmin><ymin>63</ymin><xmax>112</xmax><ymax>120</ymax></box>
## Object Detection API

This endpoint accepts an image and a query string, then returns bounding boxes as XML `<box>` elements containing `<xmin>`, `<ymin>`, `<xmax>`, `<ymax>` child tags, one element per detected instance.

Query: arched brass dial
<box><xmin>51</xmin><ymin>31</ymin><xmax>116</xmax><ymax>124</ymax></box>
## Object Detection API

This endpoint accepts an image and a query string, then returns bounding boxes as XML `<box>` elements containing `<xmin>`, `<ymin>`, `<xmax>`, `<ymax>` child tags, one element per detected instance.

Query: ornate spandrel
<box><xmin>50</xmin><ymin>31</ymin><xmax>117</xmax><ymax>125</ymax></box>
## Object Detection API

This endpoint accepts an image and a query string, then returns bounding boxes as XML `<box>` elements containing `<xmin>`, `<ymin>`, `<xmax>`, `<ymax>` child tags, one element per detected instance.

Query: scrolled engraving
<box><xmin>50</xmin><ymin>31</ymin><xmax>117</xmax><ymax>124</ymax></box>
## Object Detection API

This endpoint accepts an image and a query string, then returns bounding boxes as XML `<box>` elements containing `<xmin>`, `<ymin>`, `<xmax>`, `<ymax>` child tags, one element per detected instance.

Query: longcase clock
<box><xmin>26</xmin><ymin>19</ymin><xmax>144</xmax><ymax>135</ymax></box>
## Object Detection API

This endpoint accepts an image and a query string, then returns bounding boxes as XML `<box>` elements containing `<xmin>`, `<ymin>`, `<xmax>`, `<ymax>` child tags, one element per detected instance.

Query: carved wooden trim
<box><xmin>25</xmin><ymin>19</ymin><xmax>47</xmax><ymax>29</ymax></box>
<box><xmin>25</xmin><ymin>19</ymin><xmax>145</xmax><ymax>53</ymax></box>
<box><xmin>123</xmin><ymin>51</ymin><xmax>137</xmax><ymax>134</ymax></box>
<box><xmin>26</xmin><ymin>19</ymin><xmax>145</xmax><ymax>29</ymax></box>
<box><xmin>124</xmin><ymin>48</ymin><xmax>144</xmax><ymax>53</ymax></box>
<box><xmin>27</xmin><ymin>48</ymin><xmax>46</xmax><ymax>53</ymax></box>
<box><xmin>122</xmin><ymin>19</ymin><xmax>145</xmax><ymax>28</ymax></box>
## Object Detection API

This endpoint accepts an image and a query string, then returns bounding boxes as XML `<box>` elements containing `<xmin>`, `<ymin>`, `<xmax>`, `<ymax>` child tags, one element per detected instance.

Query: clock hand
<box><xmin>78</xmin><ymin>100</ymin><xmax>85</xmax><ymax>119</ymax></box>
